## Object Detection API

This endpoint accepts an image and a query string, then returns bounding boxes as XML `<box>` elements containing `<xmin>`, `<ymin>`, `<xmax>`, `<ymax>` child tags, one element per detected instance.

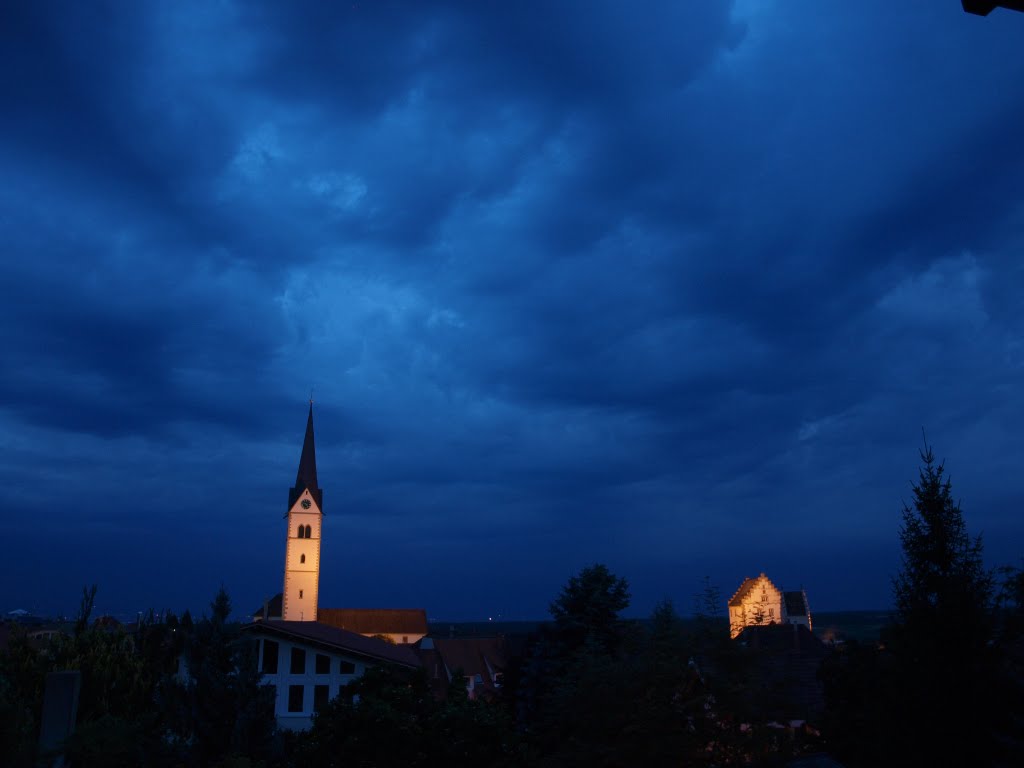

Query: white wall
<box><xmin>283</xmin><ymin>489</ymin><xmax>322</xmax><ymax>621</ymax></box>
<box><xmin>255</xmin><ymin>634</ymin><xmax>366</xmax><ymax>730</ymax></box>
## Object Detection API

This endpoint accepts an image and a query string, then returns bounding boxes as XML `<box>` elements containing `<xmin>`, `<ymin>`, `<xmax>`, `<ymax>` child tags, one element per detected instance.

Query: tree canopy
<box><xmin>894</xmin><ymin>441</ymin><xmax>992</xmax><ymax>636</ymax></box>
<box><xmin>548</xmin><ymin>563</ymin><xmax>630</xmax><ymax>652</ymax></box>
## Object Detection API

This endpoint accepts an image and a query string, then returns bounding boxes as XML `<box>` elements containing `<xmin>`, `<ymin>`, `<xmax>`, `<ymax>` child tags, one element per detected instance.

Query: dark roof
<box><xmin>432</xmin><ymin>636</ymin><xmax>506</xmax><ymax>679</ymax></box>
<box><xmin>318</xmin><ymin>608</ymin><xmax>428</xmax><ymax>636</ymax></box>
<box><xmin>784</xmin><ymin>591</ymin><xmax>808</xmax><ymax>617</ymax></box>
<box><xmin>288</xmin><ymin>403</ymin><xmax>322</xmax><ymax>510</ymax></box>
<box><xmin>242</xmin><ymin>620</ymin><xmax>420</xmax><ymax>668</ymax></box>
<box><xmin>251</xmin><ymin>593</ymin><xmax>283</xmax><ymax>620</ymax></box>
<box><xmin>736</xmin><ymin>623</ymin><xmax>827</xmax><ymax>657</ymax></box>
<box><xmin>416</xmin><ymin>636</ymin><xmax>508</xmax><ymax>700</ymax></box>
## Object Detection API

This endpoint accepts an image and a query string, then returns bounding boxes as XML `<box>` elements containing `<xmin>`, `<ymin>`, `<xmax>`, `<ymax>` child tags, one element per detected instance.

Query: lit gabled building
<box><xmin>727</xmin><ymin>572</ymin><xmax>812</xmax><ymax>640</ymax></box>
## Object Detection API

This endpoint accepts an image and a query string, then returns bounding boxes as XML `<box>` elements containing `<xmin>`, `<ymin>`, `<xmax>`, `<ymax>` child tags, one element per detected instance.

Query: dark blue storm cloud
<box><xmin>2</xmin><ymin>1</ymin><xmax>1023</xmax><ymax>620</ymax></box>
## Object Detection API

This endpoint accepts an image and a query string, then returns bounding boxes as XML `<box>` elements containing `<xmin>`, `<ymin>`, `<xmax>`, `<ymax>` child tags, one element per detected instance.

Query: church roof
<box><xmin>288</xmin><ymin>403</ymin><xmax>323</xmax><ymax>510</ymax></box>
<box><xmin>242</xmin><ymin>620</ymin><xmax>420</xmax><ymax>668</ymax></box>
<box><xmin>784</xmin><ymin>590</ymin><xmax>809</xmax><ymax>617</ymax></box>
<box><xmin>317</xmin><ymin>608</ymin><xmax>429</xmax><ymax>636</ymax></box>
<box><xmin>252</xmin><ymin>593</ymin><xmax>284</xmax><ymax>620</ymax></box>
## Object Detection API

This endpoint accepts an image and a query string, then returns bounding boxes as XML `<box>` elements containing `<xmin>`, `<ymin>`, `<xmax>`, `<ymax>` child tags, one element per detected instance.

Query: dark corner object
<box><xmin>963</xmin><ymin>0</ymin><xmax>1024</xmax><ymax>15</ymax></box>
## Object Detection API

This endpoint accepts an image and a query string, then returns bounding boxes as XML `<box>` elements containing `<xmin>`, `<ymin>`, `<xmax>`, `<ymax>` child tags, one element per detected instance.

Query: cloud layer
<box><xmin>2</xmin><ymin>1</ymin><xmax>1023</xmax><ymax>619</ymax></box>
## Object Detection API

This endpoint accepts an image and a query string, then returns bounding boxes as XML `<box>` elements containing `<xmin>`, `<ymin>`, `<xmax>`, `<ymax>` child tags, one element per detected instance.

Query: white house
<box><xmin>243</xmin><ymin>620</ymin><xmax>419</xmax><ymax>730</ymax></box>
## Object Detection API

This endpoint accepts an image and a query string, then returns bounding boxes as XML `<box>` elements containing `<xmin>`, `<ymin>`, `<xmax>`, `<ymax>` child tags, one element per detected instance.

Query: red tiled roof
<box><xmin>242</xmin><ymin>620</ymin><xmax>420</xmax><ymax>668</ymax></box>
<box><xmin>317</xmin><ymin>608</ymin><xmax>428</xmax><ymax>636</ymax></box>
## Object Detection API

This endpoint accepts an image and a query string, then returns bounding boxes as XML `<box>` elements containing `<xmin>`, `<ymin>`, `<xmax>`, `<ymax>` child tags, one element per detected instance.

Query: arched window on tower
<box><xmin>297</xmin><ymin>526</ymin><xmax>305</xmax><ymax>539</ymax></box>
<box><xmin>304</xmin><ymin>524</ymin><xmax>312</xmax><ymax>538</ymax></box>
<box><xmin>300</xmin><ymin>554</ymin><xmax>306</xmax><ymax>564</ymax></box>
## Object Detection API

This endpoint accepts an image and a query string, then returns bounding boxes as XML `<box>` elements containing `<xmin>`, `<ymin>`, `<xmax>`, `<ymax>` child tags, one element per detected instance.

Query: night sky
<box><xmin>3</xmin><ymin>2</ymin><xmax>1023</xmax><ymax>622</ymax></box>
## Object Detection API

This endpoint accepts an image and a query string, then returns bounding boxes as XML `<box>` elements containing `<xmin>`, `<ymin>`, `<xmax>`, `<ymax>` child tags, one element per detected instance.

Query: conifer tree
<box><xmin>888</xmin><ymin>440</ymin><xmax>998</xmax><ymax>766</ymax></box>
<box><xmin>548</xmin><ymin>563</ymin><xmax>630</xmax><ymax>653</ymax></box>
<box><xmin>893</xmin><ymin>441</ymin><xmax>992</xmax><ymax>635</ymax></box>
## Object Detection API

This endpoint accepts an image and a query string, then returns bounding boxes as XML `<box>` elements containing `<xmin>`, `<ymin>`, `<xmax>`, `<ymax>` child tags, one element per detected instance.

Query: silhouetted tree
<box><xmin>0</xmin><ymin>626</ymin><xmax>46</xmax><ymax>767</ymax></box>
<box><xmin>692</xmin><ymin>576</ymin><xmax>723</xmax><ymax>640</ymax></box>
<box><xmin>75</xmin><ymin>583</ymin><xmax>98</xmax><ymax>637</ymax></box>
<box><xmin>823</xmin><ymin>440</ymin><xmax>1005</xmax><ymax>767</ymax></box>
<box><xmin>549</xmin><ymin>563</ymin><xmax>630</xmax><ymax>653</ymax></box>
<box><xmin>297</xmin><ymin>665</ymin><xmax>519</xmax><ymax>768</ymax></box>
<box><xmin>172</xmin><ymin>587</ymin><xmax>275</xmax><ymax>766</ymax></box>
<box><xmin>894</xmin><ymin>442</ymin><xmax>992</xmax><ymax>633</ymax></box>
<box><xmin>210</xmin><ymin>585</ymin><xmax>232</xmax><ymax>625</ymax></box>
<box><xmin>888</xmin><ymin>441</ymin><xmax>998</xmax><ymax>764</ymax></box>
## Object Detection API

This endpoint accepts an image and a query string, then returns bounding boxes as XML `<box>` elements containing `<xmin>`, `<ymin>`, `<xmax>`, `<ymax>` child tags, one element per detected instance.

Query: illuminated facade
<box><xmin>282</xmin><ymin>404</ymin><xmax>323</xmax><ymax>621</ymax></box>
<box><xmin>727</xmin><ymin>572</ymin><xmax>812</xmax><ymax>640</ymax></box>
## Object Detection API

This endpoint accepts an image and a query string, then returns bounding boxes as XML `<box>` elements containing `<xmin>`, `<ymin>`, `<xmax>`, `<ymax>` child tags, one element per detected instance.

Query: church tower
<box><xmin>282</xmin><ymin>403</ymin><xmax>323</xmax><ymax>621</ymax></box>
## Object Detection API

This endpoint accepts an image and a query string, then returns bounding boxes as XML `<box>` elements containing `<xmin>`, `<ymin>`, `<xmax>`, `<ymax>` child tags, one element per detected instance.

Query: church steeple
<box><xmin>289</xmin><ymin>403</ymin><xmax>323</xmax><ymax>510</ymax></box>
<box><xmin>282</xmin><ymin>402</ymin><xmax>324</xmax><ymax>622</ymax></box>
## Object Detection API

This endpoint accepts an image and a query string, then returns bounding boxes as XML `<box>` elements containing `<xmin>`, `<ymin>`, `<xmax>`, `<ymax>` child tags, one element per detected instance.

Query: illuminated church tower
<box><xmin>282</xmin><ymin>404</ymin><xmax>323</xmax><ymax>621</ymax></box>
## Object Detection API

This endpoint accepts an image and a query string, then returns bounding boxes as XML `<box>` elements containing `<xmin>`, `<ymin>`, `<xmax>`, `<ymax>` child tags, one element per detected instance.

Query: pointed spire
<box><xmin>289</xmin><ymin>402</ymin><xmax>323</xmax><ymax>510</ymax></box>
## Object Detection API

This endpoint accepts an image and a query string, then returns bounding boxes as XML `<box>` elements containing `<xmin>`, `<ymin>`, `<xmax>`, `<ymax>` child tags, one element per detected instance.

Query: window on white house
<box><xmin>291</xmin><ymin>648</ymin><xmax>306</xmax><ymax>674</ymax></box>
<box><xmin>313</xmin><ymin>684</ymin><xmax>330</xmax><ymax>712</ymax></box>
<box><xmin>261</xmin><ymin>640</ymin><xmax>279</xmax><ymax>674</ymax></box>
<box><xmin>315</xmin><ymin>654</ymin><xmax>330</xmax><ymax>675</ymax></box>
<box><xmin>288</xmin><ymin>685</ymin><xmax>304</xmax><ymax>713</ymax></box>
<box><xmin>339</xmin><ymin>660</ymin><xmax>355</xmax><ymax>674</ymax></box>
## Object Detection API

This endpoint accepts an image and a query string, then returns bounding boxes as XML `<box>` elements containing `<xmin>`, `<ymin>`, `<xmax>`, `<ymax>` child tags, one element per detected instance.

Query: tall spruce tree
<box><xmin>894</xmin><ymin>442</ymin><xmax>991</xmax><ymax>634</ymax></box>
<box><xmin>888</xmin><ymin>440</ymin><xmax>997</xmax><ymax>766</ymax></box>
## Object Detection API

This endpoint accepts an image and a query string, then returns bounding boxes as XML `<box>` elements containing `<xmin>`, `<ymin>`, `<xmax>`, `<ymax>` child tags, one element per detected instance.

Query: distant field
<box><xmin>811</xmin><ymin>610</ymin><xmax>893</xmax><ymax>644</ymax></box>
<box><xmin>432</xmin><ymin>610</ymin><xmax>894</xmax><ymax>645</ymax></box>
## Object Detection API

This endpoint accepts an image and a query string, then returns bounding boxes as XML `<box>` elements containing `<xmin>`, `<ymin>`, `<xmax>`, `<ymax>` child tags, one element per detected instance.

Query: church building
<box><xmin>727</xmin><ymin>572</ymin><xmax>812</xmax><ymax>640</ymax></box>
<box><xmin>244</xmin><ymin>404</ymin><xmax>424</xmax><ymax>729</ymax></box>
